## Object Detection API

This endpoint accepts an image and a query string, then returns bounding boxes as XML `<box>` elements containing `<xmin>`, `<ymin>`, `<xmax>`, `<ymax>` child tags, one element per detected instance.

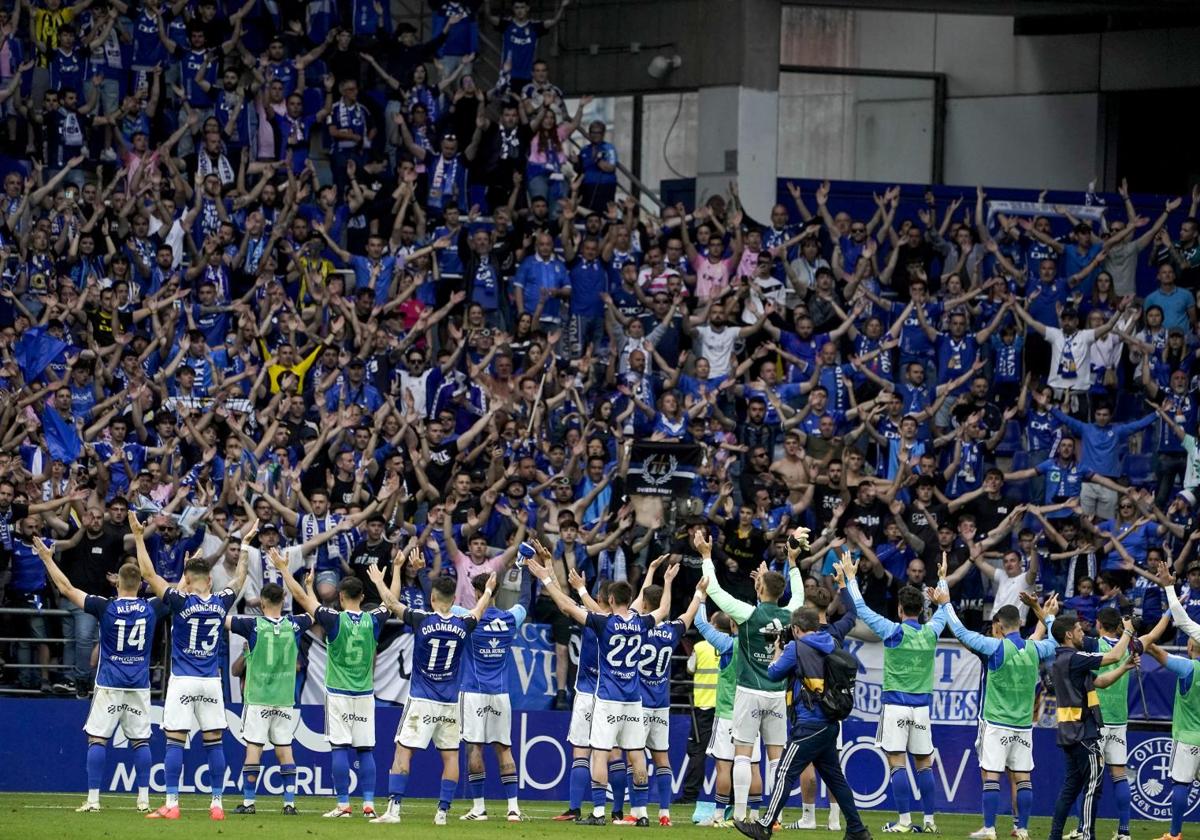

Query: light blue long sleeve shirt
<box><xmin>1050</xmin><ymin>408</ymin><xmax>1156</xmax><ymax>478</ymax></box>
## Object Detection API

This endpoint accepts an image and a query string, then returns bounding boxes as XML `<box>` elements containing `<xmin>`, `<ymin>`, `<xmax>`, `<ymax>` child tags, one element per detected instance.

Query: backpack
<box><xmin>816</xmin><ymin>645</ymin><xmax>859</xmax><ymax>722</ymax></box>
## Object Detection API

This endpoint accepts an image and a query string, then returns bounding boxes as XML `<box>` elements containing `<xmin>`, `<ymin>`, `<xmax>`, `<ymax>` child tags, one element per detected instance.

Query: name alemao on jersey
<box><xmin>639</xmin><ymin>619</ymin><xmax>684</xmax><ymax>708</ymax></box>
<box><xmin>166</xmin><ymin>588</ymin><xmax>236</xmax><ymax>677</ymax></box>
<box><xmin>461</xmin><ymin>607</ymin><xmax>520</xmax><ymax>694</ymax></box>
<box><xmin>86</xmin><ymin>595</ymin><xmax>163</xmax><ymax>689</ymax></box>
<box><xmin>587</xmin><ymin>611</ymin><xmax>657</xmax><ymax>703</ymax></box>
<box><xmin>406</xmin><ymin>610</ymin><xmax>478</xmax><ymax>703</ymax></box>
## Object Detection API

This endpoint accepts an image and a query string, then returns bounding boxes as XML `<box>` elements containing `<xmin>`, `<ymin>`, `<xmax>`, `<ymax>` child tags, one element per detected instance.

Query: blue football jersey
<box><xmin>86</xmin><ymin>595</ymin><xmax>162</xmax><ymax>690</ymax></box>
<box><xmin>638</xmin><ymin>618</ymin><xmax>684</xmax><ymax>709</ymax></box>
<box><xmin>456</xmin><ymin>605</ymin><xmax>526</xmax><ymax>694</ymax></box>
<box><xmin>575</xmin><ymin>622</ymin><xmax>601</xmax><ymax>695</ymax></box>
<box><xmin>406</xmin><ymin>610</ymin><xmax>477</xmax><ymax>703</ymax></box>
<box><xmin>587</xmin><ymin>611</ymin><xmax>656</xmax><ymax>703</ymax></box>
<box><xmin>165</xmin><ymin>587</ymin><xmax>236</xmax><ymax>678</ymax></box>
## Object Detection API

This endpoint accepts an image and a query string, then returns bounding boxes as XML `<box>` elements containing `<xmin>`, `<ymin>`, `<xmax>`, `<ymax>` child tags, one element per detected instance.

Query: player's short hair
<box><xmin>338</xmin><ymin>577</ymin><xmax>365</xmax><ymax>600</ymax></box>
<box><xmin>471</xmin><ymin>572</ymin><xmax>490</xmax><ymax>596</ymax></box>
<box><xmin>641</xmin><ymin>585</ymin><xmax>663</xmax><ymax>611</ymax></box>
<box><xmin>431</xmin><ymin>576</ymin><xmax>456</xmax><ymax>602</ymax></box>
<box><xmin>759</xmin><ymin>571</ymin><xmax>786</xmax><ymax>600</ymax></box>
<box><xmin>790</xmin><ymin>606</ymin><xmax>820</xmax><ymax>633</ymax></box>
<box><xmin>992</xmin><ymin>604</ymin><xmax>1021</xmax><ymax>630</ymax></box>
<box><xmin>807</xmin><ymin>586</ymin><xmax>832</xmax><ymax>612</ymax></box>
<box><xmin>260</xmin><ymin>582</ymin><xmax>285</xmax><ymax>605</ymax></box>
<box><xmin>596</xmin><ymin>580</ymin><xmax>612</xmax><ymax>602</ymax></box>
<box><xmin>1096</xmin><ymin>607</ymin><xmax>1122</xmax><ymax>633</ymax></box>
<box><xmin>896</xmin><ymin>585</ymin><xmax>924</xmax><ymax>619</ymax></box>
<box><xmin>608</xmin><ymin>581</ymin><xmax>634</xmax><ymax>607</ymax></box>
<box><xmin>117</xmin><ymin>563</ymin><xmax>142</xmax><ymax>591</ymax></box>
<box><xmin>1052</xmin><ymin>616</ymin><xmax>1078</xmax><ymax>644</ymax></box>
<box><xmin>711</xmin><ymin>611</ymin><xmax>731</xmax><ymax>634</ymax></box>
<box><xmin>184</xmin><ymin>557</ymin><xmax>210</xmax><ymax>578</ymax></box>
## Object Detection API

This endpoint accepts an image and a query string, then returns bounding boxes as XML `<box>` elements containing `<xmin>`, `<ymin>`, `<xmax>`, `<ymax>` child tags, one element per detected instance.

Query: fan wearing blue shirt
<box><xmin>34</xmin><ymin>540</ymin><xmax>163</xmax><ymax>814</ymax></box>
<box><xmin>370</xmin><ymin>566</ymin><xmax>498</xmax><ymax>825</ymax></box>
<box><xmin>483</xmin><ymin>0</ymin><xmax>567</xmax><ymax>86</ymax></box>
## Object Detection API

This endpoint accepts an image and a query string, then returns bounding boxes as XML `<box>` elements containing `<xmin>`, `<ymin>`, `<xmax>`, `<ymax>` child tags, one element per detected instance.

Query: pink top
<box><xmin>528</xmin><ymin>124</ymin><xmax>572</xmax><ymax>167</ymax></box>
<box><xmin>452</xmin><ymin>550</ymin><xmax>508</xmax><ymax>607</ymax></box>
<box><xmin>693</xmin><ymin>255</ymin><xmax>734</xmax><ymax>300</ymax></box>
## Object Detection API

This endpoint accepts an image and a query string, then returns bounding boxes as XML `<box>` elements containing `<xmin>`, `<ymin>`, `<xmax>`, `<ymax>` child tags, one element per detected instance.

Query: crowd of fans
<box><xmin>1</xmin><ymin>0</ymin><xmax>1200</xmax><ymax>708</ymax></box>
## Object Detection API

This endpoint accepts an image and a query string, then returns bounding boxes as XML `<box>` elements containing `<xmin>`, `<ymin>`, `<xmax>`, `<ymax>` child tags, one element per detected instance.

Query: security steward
<box><xmin>1046</xmin><ymin>613</ymin><xmax>1139</xmax><ymax>840</ymax></box>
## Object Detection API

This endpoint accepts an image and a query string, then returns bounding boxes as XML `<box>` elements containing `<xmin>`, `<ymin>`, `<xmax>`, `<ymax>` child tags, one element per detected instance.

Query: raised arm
<box><xmin>128</xmin><ymin>512</ymin><xmax>168</xmax><ymax>597</ymax></box>
<box><xmin>693</xmin><ymin>529</ymin><xmax>754</xmax><ymax>623</ymax></box>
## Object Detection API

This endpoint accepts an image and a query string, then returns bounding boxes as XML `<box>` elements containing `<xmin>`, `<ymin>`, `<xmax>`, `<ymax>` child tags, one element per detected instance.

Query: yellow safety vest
<box><xmin>693</xmin><ymin>640</ymin><xmax>719</xmax><ymax>709</ymax></box>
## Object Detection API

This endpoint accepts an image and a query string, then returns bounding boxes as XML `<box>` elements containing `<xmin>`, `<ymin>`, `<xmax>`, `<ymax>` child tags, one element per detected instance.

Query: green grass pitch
<box><xmin>0</xmin><ymin>794</ymin><xmax>1175</xmax><ymax>839</ymax></box>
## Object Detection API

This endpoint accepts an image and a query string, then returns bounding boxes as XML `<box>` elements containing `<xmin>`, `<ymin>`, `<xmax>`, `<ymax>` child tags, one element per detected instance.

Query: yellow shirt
<box><xmin>692</xmin><ymin>640</ymin><xmax>719</xmax><ymax>710</ymax></box>
<box><xmin>32</xmin><ymin>6</ymin><xmax>75</xmax><ymax>67</ymax></box>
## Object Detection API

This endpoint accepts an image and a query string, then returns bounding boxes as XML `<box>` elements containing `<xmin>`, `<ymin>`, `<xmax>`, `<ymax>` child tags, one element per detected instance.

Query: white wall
<box><xmin>780</xmin><ymin>6</ymin><xmax>1200</xmax><ymax>189</ymax></box>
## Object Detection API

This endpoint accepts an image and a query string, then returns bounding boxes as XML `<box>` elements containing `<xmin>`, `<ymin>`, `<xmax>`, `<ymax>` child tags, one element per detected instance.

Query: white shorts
<box><xmin>732</xmin><ymin>688</ymin><xmax>788</xmax><ymax>747</ymax></box>
<box><xmin>590</xmin><ymin>699</ymin><xmax>645</xmax><ymax>751</ymax></box>
<box><xmin>326</xmin><ymin>693</ymin><xmax>375</xmax><ymax>748</ymax></box>
<box><xmin>1170</xmin><ymin>740</ymin><xmax>1200</xmax><ymax>784</ymax></box>
<box><xmin>163</xmin><ymin>675</ymin><xmax>227</xmax><ymax>732</ymax></box>
<box><xmin>1100</xmin><ymin>724</ymin><xmax>1128</xmax><ymax>766</ymax></box>
<box><xmin>461</xmin><ymin>692</ymin><xmax>512</xmax><ymax>746</ymax></box>
<box><xmin>977</xmin><ymin>722</ymin><xmax>1034</xmax><ymax>773</ymax></box>
<box><xmin>643</xmin><ymin>705</ymin><xmax>670</xmax><ymax>752</ymax></box>
<box><xmin>707</xmin><ymin>716</ymin><xmax>762</xmax><ymax>763</ymax></box>
<box><xmin>85</xmin><ymin>686</ymin><xmax>152</xmax><ymax>740</ymax></box>
<box><xmin>876</xmin><ymin>704</ymin><xmax>933</xmax><ymax>756</ymax></box>
<box><xmin>568</xmin><ymin>692</ymin><xmax>595</xmax><ymax>747</ymax></box>
<box><xmin>241</xmin><ymin>704</ymin><xmax>300</xmax><ymax>747</ymax></box>
<box><xmin>397</xmin><ymin>697</ymin><xmax>461</xmax><ymax>751</ymax></box>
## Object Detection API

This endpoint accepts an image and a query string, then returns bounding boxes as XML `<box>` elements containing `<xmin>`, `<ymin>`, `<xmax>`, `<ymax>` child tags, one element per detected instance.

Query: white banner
<box><xmin>842</xmin><ymin>639</ymin><xmax>982</xmax><ymax>726</ymax></box>
<box><xmin>985</xmin><ymin>199</ymin><xmax>1106</xmax><ymax>228</ymax></box>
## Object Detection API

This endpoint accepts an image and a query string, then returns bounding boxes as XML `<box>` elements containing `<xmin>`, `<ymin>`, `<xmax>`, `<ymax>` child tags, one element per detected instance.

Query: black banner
<box><xmin>628</xmin><ymin>441</ymin><xmax>702</xmax><ymax>497</ymax></box>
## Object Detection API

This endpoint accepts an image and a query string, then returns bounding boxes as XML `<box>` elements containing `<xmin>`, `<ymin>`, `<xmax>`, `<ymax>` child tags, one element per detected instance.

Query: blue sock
<box><xmin>205</xmin><ymin>741</ymin><xmax>226</xmax><ymax>799</ymax></box>
<box><xmin>569</xmin><ymin>759</ymin><xmax>590</xmax><ymax>810</ymax></box>
<box><xmin>631</xmin><ymin>780</ymin><xmax>649</xmax><ymax>809</ymax></box>
<box><xmin>388</xmin><ymin>772</ymin><xmax>408</xmax><ymax>806</ymax></box>
<box><xmin>749</xmin><ymin>795</ymin><xmax>762</xmax><ymax>812</ymax></box>
<box><xmin>332</xmin><ymin>747</ymin><xmax>351</xmax><ymax>806</ymax></box>
<box><xmin>916</xmin><ymin>767</ymin><xmax>936</xmax><ymax>817</ymax></box>
<box><xmin>1172</xmin><ymin>782</ymin><xmax>1189</xmax><ymax>836</ymax></box>
<box><xmin>609</xmin><ymin>761</ymin><xmax>627</xmax><ymax>814</ymax></box>
<box><xmin>982</xmin><ymin>780</ymin><xmax>1001</xmax><ymax>829</ymax></box>
<box><xmin>1113</xmin><ymin>777</ymin><xmax>1131</xmax><ymax>833</ymax></box>
<box><xmin>357</xmin><ymin>749</ymin><xmax>376</xmax><ymax>803</ymax></box>
<box><xmin>715</xmin><ymin>793</ymin><xmax>730</xmax><ymax>819</ymax></box>
<box><xmin>469</xmin><ymin>772</ymin><xmax>485</xmax><ymax>802</ymax></box>
<box><xmin>133</xmin><ymin>743</ymin><xmax>151</xmax><ymax>792</ymax></box>
<box><xmin>241</xmin><ymin>764</ymin><xmax>261</xmax><ymax>803</ymax></box>
<box><xmin>891</xmin><ymin>768</ymin><xmax>911</xmax><ymax>818</ymax></box>
<box><xmin>1015</xmin><ymin>781</ymin><xmax>1033</xmax><ymax>830</ymax></box>
<box><xmin>501</xmin><ymin>772</ymin><xmax>518</xmax><ymax>804</ymax></box>
<box><xmin>438</xmin><ymin>777</ymin><xmax>456</xmax><ymax>812</ymax></box>
<box><xmin>591</xmin><ymin>783</ymin><xmax>607</xmax><ymax>810</ymax></box>
<box><xmin>655</xmin><ymin>766</ymin><xmax>673</xmax><ymax>810</ymax></box>
<box><xmin>164</xmin><ymin>741</ymin><xmax>184</xmax><ymax>797</ymax></box>
<box><xmin>86</xmin><ymin>744</ymin><xmax>105</xmax><ymax>792</ymax></box>
<box><xmin>281</xmin><ymin>764</ymin><xmax>297</xmax><ymax>805</ymax></box>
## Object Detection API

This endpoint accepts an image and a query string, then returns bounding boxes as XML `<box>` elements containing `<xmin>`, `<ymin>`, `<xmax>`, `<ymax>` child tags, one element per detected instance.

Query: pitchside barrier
<box><xmin>0</xmin><ymin>630</ymin><xmax>1191</xmax><ymax>817</ymax></box>
<box><xmin>0</xmin><ymin>699</ymin><xmax>1192</xmax><ymax>819</ymax></box>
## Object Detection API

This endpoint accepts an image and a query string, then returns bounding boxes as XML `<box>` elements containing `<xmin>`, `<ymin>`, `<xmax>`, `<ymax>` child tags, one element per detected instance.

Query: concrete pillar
<box><xmin>694</xmin><ymin>0</ymin><xmax>781</xmax><ymax>219</ymax></box>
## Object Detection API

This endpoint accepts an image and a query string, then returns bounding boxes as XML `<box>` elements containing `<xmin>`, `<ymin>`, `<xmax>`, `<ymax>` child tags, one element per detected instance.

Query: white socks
<box><xmin>732</xmin><ymin>756</ymin><xmax>751</xmax><ymax>821</ymax></box>
<box><xmin>473</xmin><ymin>797</ymin><xmax>485</xmax><ymax>813</ymax></box>
<box><xmin>765</xmin><ymin>760</ymin><xmax>779</xmax><ymax>796</ymax></box>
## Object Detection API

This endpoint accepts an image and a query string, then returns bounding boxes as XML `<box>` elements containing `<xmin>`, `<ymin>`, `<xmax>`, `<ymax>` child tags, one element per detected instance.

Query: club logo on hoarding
<box><xmin>1128</xmin><ymin>737</ymin><xmax>1200</xmax><ymax>820</ymax></box>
